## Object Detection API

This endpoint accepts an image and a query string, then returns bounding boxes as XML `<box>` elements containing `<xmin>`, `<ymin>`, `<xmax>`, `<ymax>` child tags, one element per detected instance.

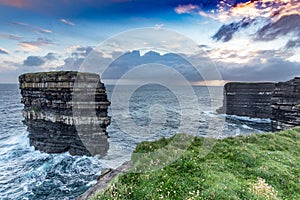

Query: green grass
<box><xmin>90</xmin><ymin>128</ymin><xmax>300</xmax><ymax>200</ymax></box>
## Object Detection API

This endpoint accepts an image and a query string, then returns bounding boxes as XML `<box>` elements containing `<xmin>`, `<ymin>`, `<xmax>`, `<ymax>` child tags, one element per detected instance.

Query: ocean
<box><xmin>0</xmin><ymin>84</ymin><xmax>272</xmax><ymax>199</ymax></box>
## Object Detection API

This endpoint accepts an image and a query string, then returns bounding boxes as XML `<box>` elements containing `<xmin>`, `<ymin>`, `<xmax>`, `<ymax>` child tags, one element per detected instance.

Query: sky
<box><xmin>0</xmin><ymin>0</ymin><xmax>299</xmax><ymax>84</ymax></box>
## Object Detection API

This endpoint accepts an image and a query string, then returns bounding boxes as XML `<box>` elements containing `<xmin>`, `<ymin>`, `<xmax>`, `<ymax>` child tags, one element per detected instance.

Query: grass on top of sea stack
<box><xmin>90</xmin><ymin>128</ymin><xmax>300</xmax><ymax>200</ymax></box>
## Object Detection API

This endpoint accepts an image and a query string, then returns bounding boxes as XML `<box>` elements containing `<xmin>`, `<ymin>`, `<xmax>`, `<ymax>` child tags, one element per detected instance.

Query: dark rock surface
<box><xmin>19</xmin><ymin>71</ymin><xmax>111</xmax><ymax>156</ymax></box>
<box><xmin>271</xmin><ymin>78</ymin><xmax>300</xmax><ymax>130</ymax></box>
<box><xmin>218</xmin><ymin>78</ymin><xmax>300</xmax><ymax>131</ymax></box>
<box><xmin>218</xmin><ymin>82</ymin><xmax>275</xmax><ymax>118</ymax></box>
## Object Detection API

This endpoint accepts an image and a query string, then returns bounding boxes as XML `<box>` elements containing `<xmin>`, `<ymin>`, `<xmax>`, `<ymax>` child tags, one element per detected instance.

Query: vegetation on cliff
<box><xmin>90</xmin><ymin>128</ymin><xmax>300</xmax><ymax>200</ymax></box>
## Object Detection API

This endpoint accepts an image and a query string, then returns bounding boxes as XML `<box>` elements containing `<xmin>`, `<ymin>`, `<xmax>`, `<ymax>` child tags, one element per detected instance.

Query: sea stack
<box><xmin>19</xmin><ymin>71</ymin><xmax>111</xmax><ymax>156</ymax></box>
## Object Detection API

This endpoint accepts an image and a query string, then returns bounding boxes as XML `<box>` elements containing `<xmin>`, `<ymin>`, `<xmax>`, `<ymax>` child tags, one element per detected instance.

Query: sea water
<box><xmin>0</xmin><ymin>84</ymin><xmax>271</xmax><ymax>199</ymax></box>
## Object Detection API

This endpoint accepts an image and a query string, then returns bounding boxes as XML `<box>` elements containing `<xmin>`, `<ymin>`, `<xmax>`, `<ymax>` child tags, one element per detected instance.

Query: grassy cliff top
<box><xmin>91</xmin><ymin>128</ymin><xmax>300</xmax><ymax>200</ymax></box>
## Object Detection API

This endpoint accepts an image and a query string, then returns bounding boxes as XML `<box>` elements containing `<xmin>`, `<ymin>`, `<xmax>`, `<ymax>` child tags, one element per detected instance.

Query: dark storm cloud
<box><xmin>255</xmin><ymin>14</ymin><xmax>300</xmax><ymax>41</ymax></box>
<box><xmin>23</xmin><ymin>56</ymin><xmax>45</xmax><ymax>66</ymax></box>
<box><xmin>212</xmin><ymin>18</ymin><xmax>254</xmax><ymax>42</ymax></box>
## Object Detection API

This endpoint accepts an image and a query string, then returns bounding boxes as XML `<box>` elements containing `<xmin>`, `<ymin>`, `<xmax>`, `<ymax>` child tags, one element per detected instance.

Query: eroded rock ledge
<box><xmin>218</xmin><ymin>77</ymin><xmax>300</xmax><ymax>131</ymax></box>
<box><xmin>19</xmin><ymin>71</ymin><xmax>111</xmax><ymax>156</ymax></box>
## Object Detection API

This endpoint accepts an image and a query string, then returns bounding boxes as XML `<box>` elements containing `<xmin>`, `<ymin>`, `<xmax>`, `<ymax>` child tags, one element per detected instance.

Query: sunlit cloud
<box><xmin>224</xmin><ymin>0</ymin><xmax>300</xmax><ymax>22</ymax></box>
<box><xmin>0</xmin><ymin>33</ymin><xmax>22</xmax><ymax>40</ymax></box>
<box><xmin>9</xmin><ymin>21</ymin><xmax>52</xmax><ymax>34</ymax></box>
<box><xmin>60</xmin><ymin>19</ymin><xmax>75</xmax><ymax>26</ymax></box>
<box><xmin>18</xmin><ymin>38</ymin><xmax>53</xmax><ymax>51</ymax></box>
<box><xmin>175</xmin><ymin>1</ymin><xmax>300</xmax><ymax>23</ymax></box>
<box><xmin>210</xmin><ymin>0</ymin><xmax>300</xmax><ymax>22</ymax></box>
<box><xmin>174</xmin><ymin>4</ymin><xmax>200</xmax><ymax>14</ymax></box>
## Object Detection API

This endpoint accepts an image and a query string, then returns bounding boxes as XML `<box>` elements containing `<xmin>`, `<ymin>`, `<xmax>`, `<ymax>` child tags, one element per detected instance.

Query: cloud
<box><xmin>255</xmin><ymin>14</ymin><xmax>300</xmax><ymax>41</ymax></box>
<box><xmin>9</xmin><ymin>21</ymin><xmax>52</xmax><ymax>34</ymax></box>
<box><xmin>218</xmin><ymin>58</ymin><xmax>300</xmax><ymax>82</ymax></box>
<box><xmin>199</xmin><ymin>0</ymin><xmax>300</xmax><ymax>22</ymax></box>
<box><xmin>22</xmin><ymin>52</ymin><xmax>58</xmax><ymax>67</ymax></box>
<box><xmin>44</xmin><ymin>52</ymin><xmax>57</xmax><ymax>60</ymax></box>
<box><xmin>211</xmin><ymin>48</ymin><xmax>300</xmax><ymax>82</ymax></box>
<box><xmin>0</xmin><ymin>47</ymin><xmax>9</xmax><ymax>54</ymax></box>
<box><xmin>225</xmin><ymin>0</ymin><xmax>300</xmax><ymax>22</ymax></box>
<box><xmin>59</xmin><ymin>46</ymin><xmax>94</xmax><ymax>70</ymax></box>
<box><xmin>19</xmin><ymin>38</ymin><xmax>53</xmax><ymax>51</ymax></box>
<box><xmin>76</xmin><ymin>46</ymin><xmax>93</xmax><ymax>56</ymax></box>
<box><xmin>154</xmin><ymin>24</ymin><xmax>164</xmax><ymax>30</ymax></box>
<box><xmin>209</xmin><ymin>1</ymin><xmax>300</xmax><ymax>46</ymax></box>
<box><xmin>0</xmin><ymin>33</ymin><xmax>22</xmax><ymax>40</ymax></box>
<box><xmin>59</xmin><ymin>57</ymin><xmax>84</xmax><ymax>71</ymax></box>
<box><xmin>285</xmin><ymin>39</ymin><xmax>300</xmax><ymax>49</ymax></box>
<box><xmin>60</xmin><ymin>19</ymin><xmax>75</xmax><ymax>26</ymax></box>
<box><xmin>23</xmin><ymin>56</ymin><xmax>45</xmax><ymax>66</ymax></box>
<box><xmin>175</xmin><ymin>4</ymin><xmax>200</xmax><ymax>14</ymax></box>
<box><xmin>213</xmin><ymin>18</ymin><xmax>254</xmax><ymax>42</ymax></box>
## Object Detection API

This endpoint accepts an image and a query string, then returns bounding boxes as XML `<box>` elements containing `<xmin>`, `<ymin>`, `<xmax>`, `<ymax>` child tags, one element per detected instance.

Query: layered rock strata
<box><xmin>19</xmin><ymin>71</ymin><xmax>111</xmax><ymax>156</ymax></box>
<box><xmin>218</xmin><ymin>82</ymin><xmax>275</xmax><ymax>119</ymax></box>
<box><xmin>218</xmin><ymin>78</ymin><xmax>300</xmax><ymax>131</ymax></box>
<box><xmin>271</xmin><ymin>78</ymin><xmax>300</xmax><ymax>130</ymax></box>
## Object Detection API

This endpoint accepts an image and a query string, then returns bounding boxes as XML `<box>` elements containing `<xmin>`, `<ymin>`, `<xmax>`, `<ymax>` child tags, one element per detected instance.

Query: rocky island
<box><xmin>19</xmin><ymin>71</ymin><xmax>111</xmax><ymax>156</ymax></box>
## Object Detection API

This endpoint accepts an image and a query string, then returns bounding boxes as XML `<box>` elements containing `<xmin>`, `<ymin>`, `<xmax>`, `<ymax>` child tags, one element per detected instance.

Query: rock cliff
<box><xmin>19</xmin><ymin>71</ymin><xmax>111</xmax><ymax>156</ymax></box>
<box><xmin>218</xmin><ymin>78</ymin><xmax>300</xmax><ymax>131</ymax></box>
<box><xmin>271</xmin><ymin>78</ymin><xmax>300</xmax><ymax>130</ymax></box>
<box><xmin>218</xmin><ymin>82</ymin><xmax>275</xmax><ymax>118</ymax></box>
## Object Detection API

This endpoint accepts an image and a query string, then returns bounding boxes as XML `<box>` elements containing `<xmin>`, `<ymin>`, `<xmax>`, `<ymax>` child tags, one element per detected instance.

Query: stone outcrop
<box><xmin>218</xmin><ymin>78</ymin><xmax>300</xmax><ymax>131</ymax></box>
<box><xmin>271</xmin><ymin>78</ymin><xmax>300</xmax><ymax>130</ymax></box>
<box><xmin>19</xmin><ymin>71</ymin><xmax>111</xmax><ymax>156</ymax></box>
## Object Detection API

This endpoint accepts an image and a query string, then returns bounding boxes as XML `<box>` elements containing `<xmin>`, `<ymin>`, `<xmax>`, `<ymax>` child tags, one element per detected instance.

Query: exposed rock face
<box><xmin>218</xmin><ymin>82</ymin><xmax>275</xmax><ymax>118</ymax></box>
<box><xmin>271</xmin><ymin>78</ymin><xmax>300</xmax><ymax>130</ymax></box>
<box><xmin>19</xmin><ymin>71</ymin><xmax>111</xmax><ymax>156</ymax></box>
<box><xmin>218</xmin><ymin>78</ymin><xmax>300</xmax><ymax>131</ymax></box>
